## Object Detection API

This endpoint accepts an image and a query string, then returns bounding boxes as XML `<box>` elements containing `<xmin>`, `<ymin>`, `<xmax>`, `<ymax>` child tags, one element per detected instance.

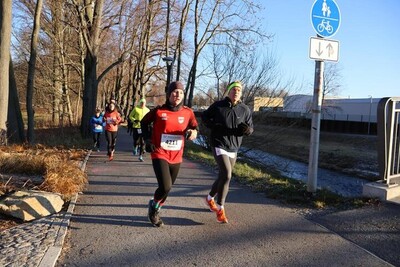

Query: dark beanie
<box><xmin>167</xmin><ymin>81</ymin><xmax>184</xmax><ymax>96</ymax></box>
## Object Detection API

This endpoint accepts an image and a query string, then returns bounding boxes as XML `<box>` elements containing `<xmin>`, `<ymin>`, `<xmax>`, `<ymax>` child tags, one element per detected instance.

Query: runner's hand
<box><xmin>145</xmin><ymin>140</ymin><xmax>156</xmax><ymax>152</ymax></box>
<box><xmin>186</xmin><ymin>129</ymin><xmax>198</xmax><ymax>141</ymax></box>
<box><xmin>237</xmin><ymin>122</ymin><xmax>252</xmax><ymax>136</ymax></box>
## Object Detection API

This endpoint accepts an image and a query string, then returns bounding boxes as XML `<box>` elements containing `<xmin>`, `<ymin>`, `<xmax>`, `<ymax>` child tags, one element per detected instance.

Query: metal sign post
<box><xmin>307</xmin><ymin>0</ymin><xmax>340</xmax><ymax>193</ymax></box>
<box><xmin>307</xmin><ymin>60</ymin><xmax>324</xmax><ymax>193</ymax></box>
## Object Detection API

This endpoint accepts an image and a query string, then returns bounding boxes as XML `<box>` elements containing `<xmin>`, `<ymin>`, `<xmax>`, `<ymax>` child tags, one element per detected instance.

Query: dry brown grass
<box><xmin>0</xmin><ymin>145</ymin><xmax>88</xmax><ymax>200</ymax></box>
<box><xmin>0</xmin><ymin>152</ymin><xmax>46</xmax><ymax>175</ymax></box>
<box><xmin>40</xmin><ymin>161</ymin><xmax>87</xmax><ymax>200</ymax></box>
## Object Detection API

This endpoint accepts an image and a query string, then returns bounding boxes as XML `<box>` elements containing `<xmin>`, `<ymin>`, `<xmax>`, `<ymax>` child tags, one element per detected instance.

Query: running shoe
<box><xmin>216</xmin><ymin>208</ymin><xmax>228</xmax><ymax>223</ymax></box>
<box><xmin>139</xmin><ymin>155</ymin><xmax>144</xmax><ymax>162</ymax></box>
<box><xmin>148</xmin><ymin>200</ymin><xmax>164</xmax><ymax>227</ymax></box>
<box><xmin>205</xmin><ymin>197</ymin><xmax>218</xmax><ymax>212</ymax></box>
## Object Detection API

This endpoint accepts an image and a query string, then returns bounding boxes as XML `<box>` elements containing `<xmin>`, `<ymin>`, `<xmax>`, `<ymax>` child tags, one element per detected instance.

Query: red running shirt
<box><xmin>142</xmin><ymin>106</ymin><xmax>198</xmax><ymax>164</ymax></box>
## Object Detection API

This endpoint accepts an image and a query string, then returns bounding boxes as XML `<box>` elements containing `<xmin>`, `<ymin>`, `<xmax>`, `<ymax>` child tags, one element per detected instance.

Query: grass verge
<box><xmin>184</xmin><ymin>141</ymin><xmax>379</xmax><ymax>210</ymax></box>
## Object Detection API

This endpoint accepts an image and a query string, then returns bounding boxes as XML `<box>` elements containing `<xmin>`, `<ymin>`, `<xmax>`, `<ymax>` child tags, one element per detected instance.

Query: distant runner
<box><xmin>141</xmin><ymin>81</ymin><xmax>198</xmax><ymax>227</ymax></box>
<box><xmin>103</xmin><ymin>100</ymin><xmax>122</xmax><ymax>161</ymax></box>
<box><xmin>202</xmin><ymin>81</ymin><xmax>254</xmax><ymax>223</ymax></box>
<box><xmin>90</xmin><ymin>107</ymin><xmax>104</xmax><ymax>152</ymax></box>
<box><xmin>129</xmin><ymin>98</ymin><xmax>150</xmax><ymax>161</ymax></box>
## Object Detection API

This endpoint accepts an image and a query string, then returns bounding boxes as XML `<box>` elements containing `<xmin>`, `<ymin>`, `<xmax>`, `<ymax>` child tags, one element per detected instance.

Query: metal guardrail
<box><xmin>377</xmin><ymin>97</ymin><xmax>400</xmax><ymax>185</ymax></box>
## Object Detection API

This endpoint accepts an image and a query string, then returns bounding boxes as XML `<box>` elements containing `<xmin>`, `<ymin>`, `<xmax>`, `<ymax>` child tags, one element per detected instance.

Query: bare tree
<box><xmin>71</xmin><ymin>0</ymin><xmax>130</xmax><ymax>137</ymax></box>
<box><xmin>321</xmin><ymin>63</ymin><xmax>343</xmax><ymax>115</ymax></box>
<box><xmin>184</xmin><ymin>0</ymin><xmax>267</xmax><ymax>107</ymax></box>
<box><xmin>0</xmin><ymin>0</ymin><xmax>12</xmax><ymax>145</ymax></box>
<box><xmin>74</xmin><ymin>0</ymin><xmax>106</xmax><ymax>137</ymax></box>
<box><xmin>174</xmin><ymin>0</ymin><xmax>191</xmax><ymax>81</ymax></box>
<box><xmin>49</xmin><ymin>0</ymin><xmax>63</xmax><ymax>125</ymax></box>
<box><xmin>26</xmin><ymin>0</ymin><xmax>43</xmax><ymax>144</ymax></box>
<box><xmin>323</xmin><ymin>63</ymin><xmax>343</xmax><ymax>99</ymax></box>
<box><xmin>203</xmin><ymin>37</ymin><xmax>295</xmax><ymax>111</ymax></box>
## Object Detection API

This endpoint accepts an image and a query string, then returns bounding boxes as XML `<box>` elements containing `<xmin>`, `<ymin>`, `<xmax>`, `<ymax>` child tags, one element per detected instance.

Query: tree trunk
<box><xmin>26</xmin><ymin>0</ymin><xmax>43</xmax><ymax>144</ymax></box>
<box><xmin>76</xmin><ymin>31</ymin><xmax>85</xmax><ymax>125</ymax></box>
<box><xmin>64</xmin><ymin>69</ymin><xmax>73</xmax><ymax>127</ymax></box>
<box><xmin>187</xmin><ymin>54</ymin><xmax>198</xmax><ymax>107</ymax></box>
<box><xmin>80</xmin><ymin>53</ymin><xmax>98</xmax><ymax>137</ymax></box>
<box><xmin>60</xmin><ymin>40</ymin><xmax>73</xmax><ymax>126</ymax></box>
<box><xmin>52</xmin><ymin>0</ymin><xmax>63</xmax><ymax>125</ymax></box>
<box><xmin>0</xmin><ymin>0</ymin><xmax>12</xmax><ymax>145</ymax></box>
<box><xmin>8</xmin><ymin>58</ymin><xmax>25</xmax><ymax>143</ymax></box>
<box><xmin>114</xmin><ymin>66</ymin><xmax>123</xmax><ymax>102</ymax></box>
<box><xmin>79</xmin><ymin>0</ymin><xmax>105</xmax><ymax>138</ymax></box>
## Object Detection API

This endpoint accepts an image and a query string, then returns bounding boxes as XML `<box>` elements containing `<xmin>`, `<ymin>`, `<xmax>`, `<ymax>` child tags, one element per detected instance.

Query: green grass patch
<box><xmin>184</xmin><ymin>141</ymin><xmax>378</xmax><ymax>209</ymax></box>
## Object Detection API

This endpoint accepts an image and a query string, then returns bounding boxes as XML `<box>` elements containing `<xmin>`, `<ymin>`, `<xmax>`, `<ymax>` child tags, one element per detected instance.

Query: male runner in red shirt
<box><xmin>141</xmin><ymin>81</ymin><xmax>198</xmax><ymax>227</ymax></box>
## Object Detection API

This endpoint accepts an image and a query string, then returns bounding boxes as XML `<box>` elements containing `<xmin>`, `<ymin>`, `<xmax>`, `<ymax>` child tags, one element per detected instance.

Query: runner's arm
<box><xmin>141</xmin><ymin>108</ymin><xmax>157</xmax><ymax>140</ymax></box>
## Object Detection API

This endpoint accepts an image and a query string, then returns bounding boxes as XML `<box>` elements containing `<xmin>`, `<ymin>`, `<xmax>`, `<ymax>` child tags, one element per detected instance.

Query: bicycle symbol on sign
<box><xmin>317</xmin><ymin>19</ymin><xmax>333</xmax><ymax>34</ymax></box>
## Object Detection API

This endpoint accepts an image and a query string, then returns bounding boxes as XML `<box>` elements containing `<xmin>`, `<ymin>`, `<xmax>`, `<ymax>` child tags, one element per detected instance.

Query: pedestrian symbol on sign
<box><xmin>322</xmin><ymin>0</ymin><xmax>331</xmax><ymax>17</ymax></box>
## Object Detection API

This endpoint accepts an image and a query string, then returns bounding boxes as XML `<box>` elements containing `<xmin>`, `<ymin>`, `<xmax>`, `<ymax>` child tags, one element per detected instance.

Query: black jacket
<box><xmin>202</xmin><ymin>97</ymin><xmax>253</xmax><ymax>152</ymax></box>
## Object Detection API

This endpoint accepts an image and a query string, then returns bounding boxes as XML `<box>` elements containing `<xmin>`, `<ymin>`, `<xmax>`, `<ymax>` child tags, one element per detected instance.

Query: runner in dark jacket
<box><xmin>202</xmin><ymin>80</ymin><xmax>253</xmax><ymax>223</ymax></box>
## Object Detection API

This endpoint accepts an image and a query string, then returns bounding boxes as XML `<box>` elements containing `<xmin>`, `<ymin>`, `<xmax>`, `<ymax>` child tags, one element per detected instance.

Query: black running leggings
<box><xmin>152</xmin><ymin>159</ymin><xmax>181</xmax><ymax>204</ymax></box>
<box><xmin>132</xmin><ymin>128</ymin><xmax>145</xmax><ymax>155</ymax></box>
<box><xmin>105</xmin><ymin>130</ymin><xmax>118</xmax><ymax>155</ymax></box>
<box><xmin>209</xmin><ymin>149</ymin><xmax>237</xmax><ymax>206</ymax></box>
<box><xmin>93</xmin><ymin>132</ymin><xmax>101</xmax><ymax>148</ymax></box>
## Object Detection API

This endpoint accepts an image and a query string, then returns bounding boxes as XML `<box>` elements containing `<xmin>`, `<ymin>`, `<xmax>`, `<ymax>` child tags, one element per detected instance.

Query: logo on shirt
<box><xmin>178</xmin><ymin>116</ymin><xmax>185</xmax><ymax>124</ymax></box>
<box><xmin>161</xmin><ymin>113</ymin><xmax>168</xmax><ymax>121</ymax></box>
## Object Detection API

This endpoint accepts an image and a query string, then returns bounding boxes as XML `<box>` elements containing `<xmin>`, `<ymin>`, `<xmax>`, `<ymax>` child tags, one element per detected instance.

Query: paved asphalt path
<box><xmin>57</xmin><ymin>129</ymin><xmax>392</xmax><ymax>267</ymax></box>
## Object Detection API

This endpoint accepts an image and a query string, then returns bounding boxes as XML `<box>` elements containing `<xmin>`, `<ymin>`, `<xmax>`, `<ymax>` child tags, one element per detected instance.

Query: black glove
<box><xmin>134</xmin><ymin>120</ymin><xmax>140</xmax><ymax>123</ymax></box>
<box><xmin>145</xmin><ymin>140</ymin><xmax>156</xmax><ymax>153</ymax></box>
<box><xmin>186</xmin><ymin>130</ymin><xmax>192</xmax><ymax>140</ymax></box>
<box><xmin>237</xmin><ymin>122</ymin><xmax>252</xmax><ymax>136</ymax></box>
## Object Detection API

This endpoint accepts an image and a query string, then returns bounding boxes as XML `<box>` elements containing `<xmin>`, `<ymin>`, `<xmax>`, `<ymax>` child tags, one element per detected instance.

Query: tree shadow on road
<box><xmin>70</xmin><ymin>213</ymin><xmax>204</xmax><ymax>228</ymax></box>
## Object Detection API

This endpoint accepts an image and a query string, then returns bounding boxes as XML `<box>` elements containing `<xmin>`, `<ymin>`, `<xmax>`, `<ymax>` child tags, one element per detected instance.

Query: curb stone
<box><xmin>37</xmin><ymin>193</ymin><xmax>79</xmax><ymax>267</ymax></box>
<box><xmin>38</xmin><ymin>150</ymin><xmax>91</xmax><ymax>267</ymax></box>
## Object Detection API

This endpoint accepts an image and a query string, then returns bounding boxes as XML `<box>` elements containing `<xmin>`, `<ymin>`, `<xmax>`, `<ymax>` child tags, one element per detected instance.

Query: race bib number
<box><xmin>137</xmin><ymin>129</ymin><xmax>142</xmax><ymax>134</ymax></box>
<box><xmin>95</xmin><ymin>125</ymin><xmax>102</xmax><ymax>130</ymax></box>
<box><xmin>107</xmin><ymin>118</ymin><xmax>114</xmax><ymax>124</ymax></box>
<box><xmin>160</xmin><ymin>134</ymin><xmax>183</xmax><ymax>151</ymax></box>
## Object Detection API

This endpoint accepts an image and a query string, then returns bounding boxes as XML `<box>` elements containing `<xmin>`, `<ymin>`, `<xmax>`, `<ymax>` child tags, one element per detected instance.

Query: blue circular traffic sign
<box><xmin>311</xmin><ymin>0</ymin><xmax>341</xmax><ymax>38</ymax></box>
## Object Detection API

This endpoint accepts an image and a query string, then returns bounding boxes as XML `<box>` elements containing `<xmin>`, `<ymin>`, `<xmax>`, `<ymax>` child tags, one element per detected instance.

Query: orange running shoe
<box><xmin>206</xmin><ymin>197</ymin><xmax>218</xmax><ymax>212</ymax></box>
<box><xmin>216</xmin><ymin>208</ymin><xmax>228</xmax><ymax>223</ymax></box>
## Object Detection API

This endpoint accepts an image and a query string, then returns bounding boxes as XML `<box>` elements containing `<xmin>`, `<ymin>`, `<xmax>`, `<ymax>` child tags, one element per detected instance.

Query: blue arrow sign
<box><xmin>311</xmin><ymin>0</ymin><xmax>341</xmax><ymax>38</ymax></box>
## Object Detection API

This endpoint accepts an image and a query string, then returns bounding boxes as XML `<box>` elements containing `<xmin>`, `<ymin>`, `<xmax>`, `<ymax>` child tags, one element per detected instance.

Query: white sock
<box><xmin>217</xmin><ymin>204</ymin><xmax>224</xmax><ymax>210</ymax></box>
<box><xmin>207</xmin><ymin>194</ymin><xmax>213</xmax><ymax>201</ymax></box>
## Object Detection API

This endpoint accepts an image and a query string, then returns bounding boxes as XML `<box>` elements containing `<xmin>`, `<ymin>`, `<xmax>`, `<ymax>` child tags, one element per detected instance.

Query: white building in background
<box><xmin>283</xmin><ymin>94</ymin><xmax>313</xmax><ymax>113</ymax></box>
<box><xmin>283</xmin><ymin>95</ymin><xmax>381</xmax><ymax>123</ymax></box>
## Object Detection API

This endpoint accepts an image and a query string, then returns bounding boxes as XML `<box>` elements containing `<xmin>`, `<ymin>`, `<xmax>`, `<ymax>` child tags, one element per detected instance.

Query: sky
<box><xmin>256</xmin><ymin>0</ymin><xmax>400</xmax><ymax>99</ymax></box>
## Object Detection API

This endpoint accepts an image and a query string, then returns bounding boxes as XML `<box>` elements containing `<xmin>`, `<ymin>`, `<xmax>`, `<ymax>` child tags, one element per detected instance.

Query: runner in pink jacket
<box><xmin>103</xmin><ymin>100</ymin><xmax>122</xmax><ymax>160</ymax></box>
